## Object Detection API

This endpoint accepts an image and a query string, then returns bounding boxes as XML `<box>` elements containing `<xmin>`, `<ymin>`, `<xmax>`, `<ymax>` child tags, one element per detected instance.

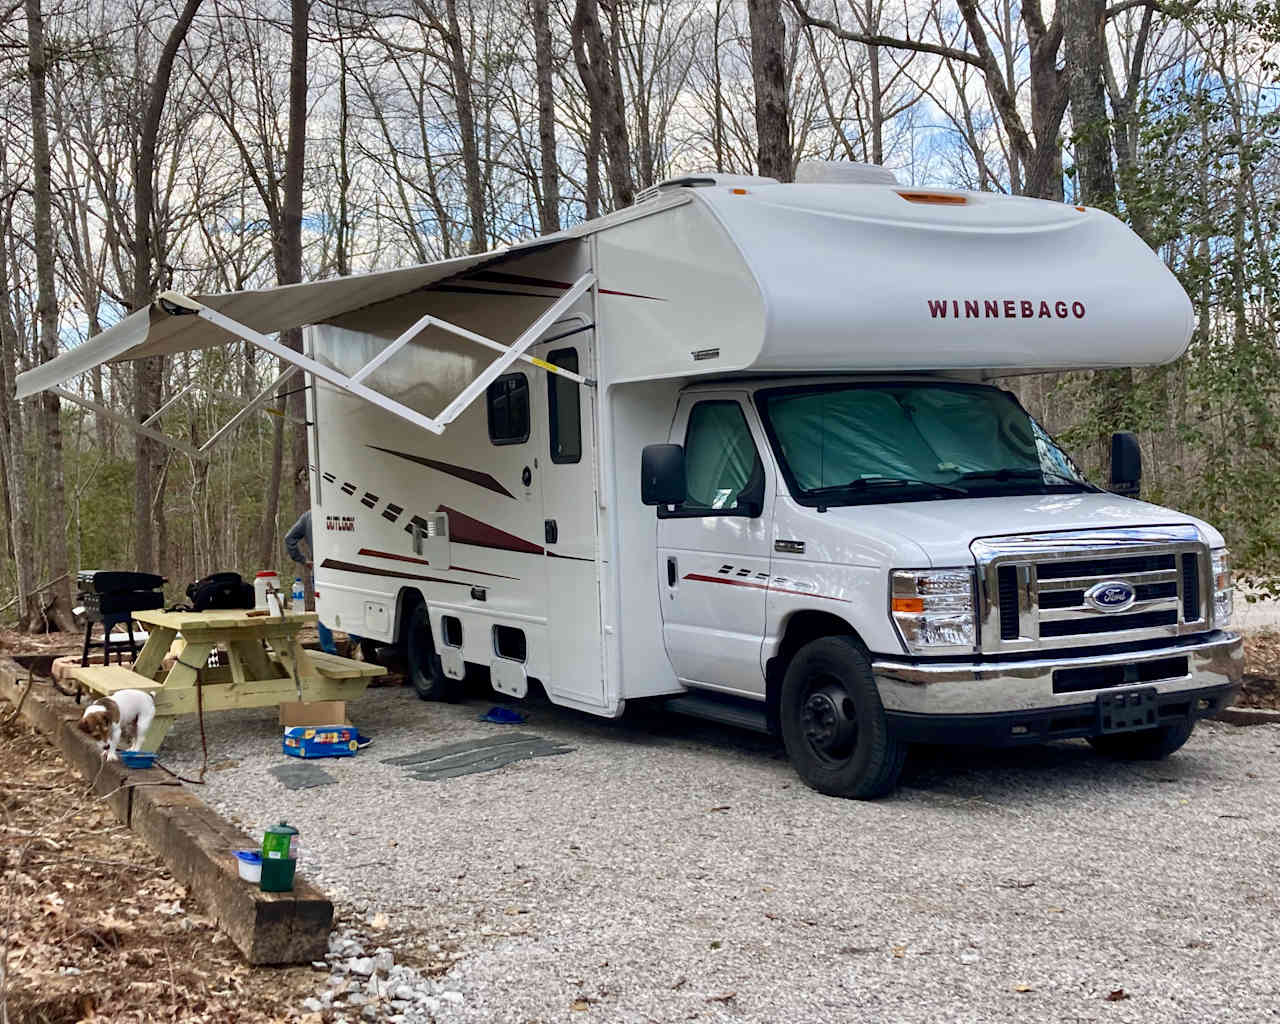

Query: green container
<box><xmin>260</xmin><ymin>821</ymin><xmax>299</xmax><ymax>892</ymax></box>
<box><xmin>260</xmin><ymin>856</ymin><xmax>296</xmax><ymax>892</ymax></box>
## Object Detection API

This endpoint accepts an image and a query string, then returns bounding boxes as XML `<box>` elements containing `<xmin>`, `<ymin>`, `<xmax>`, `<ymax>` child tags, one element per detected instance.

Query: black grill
<box><xmin>76</xmin><ymin>570</ymin><xmax>166</xmax><ymax>670</ymax></box>
<box><xmin>1040</xmin><ymin>609</ymin><xmax>1178</xmax><ymax>638</ymax></box>
<box><xmin>1036</xmin><ymin>553</ymin><xmax>1176</xmax><ymax>580</ymax></box>
<box><xmin>997</xmin><ymin>566</ymin><xmax>1020</xmax><ymax>639</ymax></box>
<box><xmin>1181</xmin><ymin>554</ymin><xmax>1201</xmax><ymax>621</ymax></box>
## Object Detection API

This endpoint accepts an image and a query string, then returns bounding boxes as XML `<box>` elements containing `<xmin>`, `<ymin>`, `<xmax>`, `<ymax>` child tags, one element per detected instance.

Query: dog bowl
<box><xmin>233</xmin><ymin>850</ymin><xmax>262</xmax><ymax>883</ymax></box>
<box><xmin>118</xmin><ymin>750</ymin><xmax>157</xmax><ymax>769</ymax></box>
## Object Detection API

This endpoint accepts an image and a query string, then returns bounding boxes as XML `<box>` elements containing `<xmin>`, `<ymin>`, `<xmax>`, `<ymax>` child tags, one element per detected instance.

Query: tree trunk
<box><xmin>285</xmin><ymin>0</ymin><xmax>311</xmax><ymax>543</ymax></box>
<box><xmin>25</xmin><ymin>0</ymin><xmax>75</xmax><ymax>631</ymax></box>
<box><xmin>0</xmin><ymin>184</ymin><xmax>35</xmax><ymax>626</ymax></box>
<box><xmin>132</xmin><ymin>0</ymin><xmax>205</xmax><ymax>575</ymax></box>
<box><xmin>572</xmin><ymin>0</ymin><xmax>635</xmax><ymax>209</ymax></box>
<box><xmin>532</xmin><ymin>0</ymin><xmax>560</xmax><ymax>233</ymax></box>
<box><xmin>746</xmin><ymin>0</ymin><xmax>793</xmax><ymax>180</ymax></box>
<box><xmin>1062</xmin><ymin>0</ymin><xmax>1116</xmax><ymax>209</ymax></box>
<box><xmin>441</xmin><ymin>0</ymin><xmax>488</xmax><ymax>253</ymax></box>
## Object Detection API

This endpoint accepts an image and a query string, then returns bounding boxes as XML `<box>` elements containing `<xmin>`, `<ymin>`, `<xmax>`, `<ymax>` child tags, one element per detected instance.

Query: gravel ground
<box><xmin>160</xmin><ymin>688</ymin><xmax>1280</xmax><ymax>1024</ymax></box>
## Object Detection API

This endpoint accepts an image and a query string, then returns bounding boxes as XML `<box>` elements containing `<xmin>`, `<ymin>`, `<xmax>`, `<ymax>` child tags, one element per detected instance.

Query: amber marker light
<box><xmin>891</xmin><ymin>597</ymin><xmax>925</xmax><ymax>614</ymax></box>
<box><xmin>896</xmin><ymin>191</ymin><xmax>967</xmax><ymax>205</ymax></box>
<box><xmin>731</xmin><ymin>188</ymin><xmax>749</xmax><ymax>195</ymax></box>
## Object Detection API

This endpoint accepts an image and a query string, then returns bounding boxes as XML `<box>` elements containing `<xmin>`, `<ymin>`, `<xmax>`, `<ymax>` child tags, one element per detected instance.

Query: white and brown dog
<box><xmin>76</xmin><ymin>689</ymin><xmax>156</xmax><ymax>761</ymax></box>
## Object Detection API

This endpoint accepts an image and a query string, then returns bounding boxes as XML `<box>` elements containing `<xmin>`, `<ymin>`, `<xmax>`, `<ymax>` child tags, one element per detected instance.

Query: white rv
<box><xmin>19</xmin><ymin>167</ymin><xmax>1242</xmax><ymax>798</ymax></box>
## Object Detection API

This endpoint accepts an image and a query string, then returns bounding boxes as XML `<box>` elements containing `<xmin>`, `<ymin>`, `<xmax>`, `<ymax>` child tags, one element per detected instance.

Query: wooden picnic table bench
<box><xmin>67</xmin><ymin>608</ymin><xmax>383</xmax><ymax>751</ymax></box>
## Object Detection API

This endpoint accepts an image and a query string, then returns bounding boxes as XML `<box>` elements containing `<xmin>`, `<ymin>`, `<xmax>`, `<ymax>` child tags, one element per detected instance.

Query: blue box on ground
<box><xmin>283</xmin><ymin>724</ymin><xmax>358</xmax><ymax>758</ymax></box>
<box><xmin>280</xmin><ymin>701</ymin><xmax>358</xmax><ymax>759</ymax></box>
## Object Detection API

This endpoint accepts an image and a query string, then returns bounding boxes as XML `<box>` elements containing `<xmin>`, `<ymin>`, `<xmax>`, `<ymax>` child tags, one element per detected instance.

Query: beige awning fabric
<box><xmin>14</xmin><ymin>245</ymin><xmax>548</xmax><ymax>400</ymax></box>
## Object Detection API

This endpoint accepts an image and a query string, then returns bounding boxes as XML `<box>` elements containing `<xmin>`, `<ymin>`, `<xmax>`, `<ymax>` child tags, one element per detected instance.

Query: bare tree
<box><xmin>572</xmin><ymin>0</ymin><xmax>635</xmax><ymax>209</ymax></box>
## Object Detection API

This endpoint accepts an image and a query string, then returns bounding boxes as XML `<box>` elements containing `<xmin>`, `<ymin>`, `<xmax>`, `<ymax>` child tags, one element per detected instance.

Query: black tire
<box><xmin>1087</xmin><ymin>720</ymin><xmax>1195</xmax><ymax>760</ymax></box>
<box><xmin>404</xmin><ymin>601</ymin><xmax>459</xmax><ymax>702</ymax></box>
<box><xmin>779</xmin><ymin>636</ymin><xmax>907</xmax><ymax>799</ymax></box>
<box><xmin>357</xmin><ymin>637</ymin><xmax>381</xmax><ymax>664</ymax></box>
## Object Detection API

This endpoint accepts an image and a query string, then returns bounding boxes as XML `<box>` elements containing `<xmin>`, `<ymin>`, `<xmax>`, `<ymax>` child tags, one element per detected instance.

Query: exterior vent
<box><xmin>997</xmin><ymin>565</ymin><xmax>1020</xmax><ymax>639</ymax></box>
<box><xmin>1181</xmin><ymin>553</ymin><xmax>1201</xmax><ymax>622</ymax></box>
<box><xmin>794</xmin><ymin>160</ymin><xmax>899</xmax><ymax>186</ymax></box>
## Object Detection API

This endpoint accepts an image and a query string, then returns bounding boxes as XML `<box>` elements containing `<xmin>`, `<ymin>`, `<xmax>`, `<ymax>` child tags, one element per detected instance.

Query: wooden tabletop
<box><xmin>132</xmin><ymin>608</ymin><xmax>318</xmax><ymax>631</ymax></box>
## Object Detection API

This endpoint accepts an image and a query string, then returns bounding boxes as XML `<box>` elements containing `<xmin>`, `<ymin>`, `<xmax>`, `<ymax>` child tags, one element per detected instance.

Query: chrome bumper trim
<box><xmin>872</xmin><ymin>632</ymin><xmax>1242</xmax><ymax>716</ymax></box>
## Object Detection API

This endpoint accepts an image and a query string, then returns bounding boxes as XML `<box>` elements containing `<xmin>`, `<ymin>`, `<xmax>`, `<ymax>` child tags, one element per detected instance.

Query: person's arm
<box><xmin>284</xmin><ymin>513</ymin><xmax>309</xmax><ymax>565</ymax></box>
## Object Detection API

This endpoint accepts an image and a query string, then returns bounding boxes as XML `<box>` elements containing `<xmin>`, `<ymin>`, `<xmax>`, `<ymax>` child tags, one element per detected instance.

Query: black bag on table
<box><xmin>186</xmin><ymin>572</ymin><xmax>254</xmax><ymax>612</ymax></box>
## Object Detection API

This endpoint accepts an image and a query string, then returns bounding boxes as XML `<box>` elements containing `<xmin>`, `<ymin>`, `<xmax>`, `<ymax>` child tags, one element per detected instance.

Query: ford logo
<box><xmin>1084</xmin><ymin>580</ymin><xmax>1136</xmax><ymax>613</ymax></box>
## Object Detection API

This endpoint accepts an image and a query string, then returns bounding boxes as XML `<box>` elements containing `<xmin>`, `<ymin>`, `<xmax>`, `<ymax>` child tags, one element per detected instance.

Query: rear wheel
<box><xmin>405</xmin><ymin>601</ymin><xmax>459</xmax><ymax>702</ymax></box>
<box><xmin>1087</xmin><ymin>720</ymin><xmax>1195</xmax><ymax>760</ymax></box>
<box><xmin>779</xmin><ymin>636</ymin><xmax>907</xmax><ymax>799</ymax></box>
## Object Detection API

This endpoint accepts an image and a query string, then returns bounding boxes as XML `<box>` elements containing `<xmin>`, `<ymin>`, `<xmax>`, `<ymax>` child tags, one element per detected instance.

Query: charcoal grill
<box><xmin>77</xmin><ymin>570</ymin><xmax>166</xmax><ymax>669</ymax></box>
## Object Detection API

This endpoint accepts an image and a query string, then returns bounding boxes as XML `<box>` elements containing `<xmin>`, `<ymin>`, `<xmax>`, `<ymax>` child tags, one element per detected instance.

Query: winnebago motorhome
<box><xmin>19</xmin><ymin>166</ymin><xmax>1242</xmax><ymax>798</ymax></box>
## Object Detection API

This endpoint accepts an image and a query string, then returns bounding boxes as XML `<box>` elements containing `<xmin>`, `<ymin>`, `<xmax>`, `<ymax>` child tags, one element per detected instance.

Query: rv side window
<box><xmin>487</xmin><ymin>373</ymin><xmax>530</xmax><ymax>445</ymax></box>
<box><xmin>546</xmin><ymin>348</ymin><xmax>581</xmax><ymax>464</ymax></box>
<box><xmin>666</xmin><ymin>400</ymin><xmax>763</xmax><ymax>517</ymax></box>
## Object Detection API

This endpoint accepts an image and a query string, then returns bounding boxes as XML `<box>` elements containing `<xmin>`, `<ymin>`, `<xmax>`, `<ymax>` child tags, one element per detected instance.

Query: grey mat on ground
<box><xmin>381</xmin><ymin>732</ymin><xmax>546</xmax><ymax>766</ymax></box>
<box><xmin>384</xmin><ymin>733</ymin><xmax>575</xmax><ymax>781</ymax></box>
<box><xmin>269</xmin><ymin>761</ymin><xmax>338</xmax><ymax>790</ymax></box>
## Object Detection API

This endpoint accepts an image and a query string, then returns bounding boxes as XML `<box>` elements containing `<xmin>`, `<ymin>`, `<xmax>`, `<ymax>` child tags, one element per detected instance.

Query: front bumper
<box><xmin>872</xmin><ymin>631</ymin><xmax>1242</xmax><ymax>745</ymax></box>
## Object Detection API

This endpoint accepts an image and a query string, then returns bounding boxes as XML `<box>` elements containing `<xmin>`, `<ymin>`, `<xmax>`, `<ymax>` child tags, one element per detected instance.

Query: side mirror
<box><xmin>641</xmin><ymin>444</ymin><xmax>686</xmax><ymax>506</ymax></box>
<box><xmin>1110</xmin><ymin>431</ymin><xmax>1142</xmax><ymax>498</ymax></box>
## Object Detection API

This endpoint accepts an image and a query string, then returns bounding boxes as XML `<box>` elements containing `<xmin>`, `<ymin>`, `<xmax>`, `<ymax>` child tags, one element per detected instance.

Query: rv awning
<box><xmin>15</xmin><ymin>245</ymin><xmax>559</xmax><ymax>401</ymax></box>
<box><xmin>15</xmin><ymin>239</ymin><xmax>602</xmax><ymax>453</ymax></box>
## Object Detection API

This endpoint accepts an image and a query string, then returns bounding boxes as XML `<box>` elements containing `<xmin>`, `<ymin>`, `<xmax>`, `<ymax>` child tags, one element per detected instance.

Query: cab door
<box><xmin>655</xmin><ymin>393</ymin><xmax>773</xmax><ymax>696</ymax></box>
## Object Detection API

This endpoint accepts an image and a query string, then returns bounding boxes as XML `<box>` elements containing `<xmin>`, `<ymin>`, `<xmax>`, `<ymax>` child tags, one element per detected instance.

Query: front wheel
<box><xmin>1087</xmin><ymin>720</ymin><xmax>1195</xmax><ymax>760</ymax></box>
<box><xmin>405</xmin><ymin>602</ymin><xmax>459</xmax><ymax>702</ymax></box>
<box><xmin>779</xmin><ymin>636</ymin><xmax>907</xmax><ymax>800</ymax></box>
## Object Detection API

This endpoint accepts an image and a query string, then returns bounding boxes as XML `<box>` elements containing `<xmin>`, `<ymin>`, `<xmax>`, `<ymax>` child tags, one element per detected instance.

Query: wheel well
<box><xmin>764</xmin><ymin>611</ymin><xmax>865</xmax><ymax>734</ymax></box>
<box><xmin>394</xmin><ymin>587</ymin><xmax>426</xmax><ymax>646</ymax></box>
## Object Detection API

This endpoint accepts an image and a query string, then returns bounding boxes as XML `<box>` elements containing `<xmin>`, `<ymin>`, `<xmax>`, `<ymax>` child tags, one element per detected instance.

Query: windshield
<box><xmin>756</xmin><ymin>382</ymin><xmax>1091</xmax><ymax>506</ymax></box>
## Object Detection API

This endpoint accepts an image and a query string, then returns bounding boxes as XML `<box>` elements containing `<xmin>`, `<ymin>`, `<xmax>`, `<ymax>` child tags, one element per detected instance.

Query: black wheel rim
<box><xmin>799</xmin><ymin>674</ymin><xmax>858</xmax><ymax>765</ymax></box>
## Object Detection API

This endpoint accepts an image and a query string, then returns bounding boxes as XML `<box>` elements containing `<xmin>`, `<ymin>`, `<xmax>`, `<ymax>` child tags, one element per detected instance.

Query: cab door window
<box><xmin>663</xmin><ymin>400</ymin><xmax>764</xmax><ymax>518</ymax></box>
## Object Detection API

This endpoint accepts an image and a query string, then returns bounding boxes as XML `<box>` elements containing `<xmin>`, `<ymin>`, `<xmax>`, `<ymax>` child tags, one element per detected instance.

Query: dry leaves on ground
<box><xmin>0</xmin><ymin>708</ymin><xmax>318</xmax><ymax>1023</ymax></box>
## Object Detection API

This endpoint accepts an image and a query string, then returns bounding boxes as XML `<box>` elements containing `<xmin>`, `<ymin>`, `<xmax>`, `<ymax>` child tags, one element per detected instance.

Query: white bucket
<box><xmin>253</xmin><ymin>571</ymin><xmax>280</xmax><ymax>610</ymax></box>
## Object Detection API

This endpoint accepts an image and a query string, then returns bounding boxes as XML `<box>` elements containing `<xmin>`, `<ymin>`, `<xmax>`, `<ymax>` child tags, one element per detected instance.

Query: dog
<box><xmin>76</xmin><ymin>690</ymin><xmax>156</xmax><ymax>762</ymax></box>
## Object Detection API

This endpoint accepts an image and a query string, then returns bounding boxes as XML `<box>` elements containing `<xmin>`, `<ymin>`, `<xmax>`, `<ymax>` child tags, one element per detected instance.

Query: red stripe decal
<box><xmin>682</xmin><ymin>573</ymin><xmax>848</xmax><ymax>603</ymax></box>
<box><xmin>463</xmin><ymin>270</ymin><xmax>665</xmax><ymax>301</ymax></box>
<box><xmin>437</xmin><ymin>506</ymin><xmax>545</xmax><ymax>555</ymax></box>
<box><xmin>321</xmin><ymin>559</ymin><xmax>472</xmax><ymax>588</ymax></box>
<box><xmin>359</xmin><ymin>548</ymin><xmax>429</xmax><ymax>566</ymax></box>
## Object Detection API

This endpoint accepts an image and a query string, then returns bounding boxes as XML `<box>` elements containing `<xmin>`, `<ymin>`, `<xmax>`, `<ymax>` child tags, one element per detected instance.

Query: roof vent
<box><xmin>634</xmin><ymin>173</ymin><xmax>779</xmax><ymax>204</ymax></box>
<box><xmin>794</xmin><ymin>160</ymin><xmax>899</xmax><ymax>186</ymax></box>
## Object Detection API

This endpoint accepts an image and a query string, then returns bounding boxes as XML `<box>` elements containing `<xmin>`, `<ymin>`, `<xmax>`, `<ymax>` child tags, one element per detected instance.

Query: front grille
<box><xmin>1181</xmin><ymin>553</ymin><xmax>1200</xmax><ymax>621</ymax></box>
<box><xmin>1040</xmin><ymin>609</ymin><xmax>1178</xmax><ymax>637</ymax></box>
<box><xmin>976</xmin><ymin>528</ymin><xmax>1209</xmax><ymax>653</ymax></box>
<box><xmin>997</xmin><ymin>566</ymin><xmax>1020</xmax><ymax>639</ymax></box>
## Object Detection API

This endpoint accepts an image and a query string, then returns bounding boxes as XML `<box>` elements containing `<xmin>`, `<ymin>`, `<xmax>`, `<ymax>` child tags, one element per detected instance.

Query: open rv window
<box><xmin>546</xmin><ymin>347</ymin><xmax>581</xmax><ymax>464</ymax></box>
<box><xmin>487</xmin><ymin>372</ymin><xmax>530</xmax><ymax>445</ymax></box>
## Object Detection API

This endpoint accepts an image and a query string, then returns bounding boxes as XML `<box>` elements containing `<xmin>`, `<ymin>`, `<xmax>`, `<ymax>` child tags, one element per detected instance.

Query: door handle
<box><xmin>545</xmin><ymin>519</ymin><xmax>558</xmax><ymax>544</ymax></box>
<box><xmin>667</xmin><ymin>557</ymin><xmax>678</xmax><ymax>587</ymax></box>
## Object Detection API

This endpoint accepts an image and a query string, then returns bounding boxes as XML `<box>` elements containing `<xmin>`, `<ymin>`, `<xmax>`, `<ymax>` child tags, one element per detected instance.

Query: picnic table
<box><xmin>67</xmin><ymin>608</ymin><xmax>383</xmax><ymax>751</ymax></box>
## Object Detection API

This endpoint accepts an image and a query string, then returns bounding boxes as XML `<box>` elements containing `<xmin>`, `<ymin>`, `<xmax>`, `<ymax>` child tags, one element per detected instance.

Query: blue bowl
<box><xmin>119</xmin><ymin>750</ymin><xmax>157</xmax><ymax>769</ymax></box>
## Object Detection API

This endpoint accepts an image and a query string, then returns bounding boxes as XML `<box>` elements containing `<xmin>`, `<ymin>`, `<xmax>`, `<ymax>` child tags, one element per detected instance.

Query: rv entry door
<box><xmin>656</xmin><ymin>393</ymin><xmax>772</xmax><ymax>695</ymax></box>
<box><xmin>530</xmin><ymin>333</ymin><xmax>605</xmax><ymax>707</ymax></box>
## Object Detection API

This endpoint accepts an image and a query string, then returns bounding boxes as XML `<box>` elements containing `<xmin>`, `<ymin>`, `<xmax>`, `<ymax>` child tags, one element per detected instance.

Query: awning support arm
<box><xmin>200</xmin><ymin>366</ymin><xmax>300</xmax><ymax>453</ymax></box>
<box><xmin>187</xmin><ymin>301</ymin><xmax>449</xmax><ymax>436</ymax></box>
<box><xmin>435</xmin><ymin>271</ymin><xmax>595</xmax><ymax>427</ymax></box>
<box><xmin>157</xmin><ymin>270</ymin><xmax>595</xmax><ymax>440</ymax></box>
<box><xmin>53</xmin><ymin>387</ymin><xmax>206</xmax><ymax>460</ymax></box>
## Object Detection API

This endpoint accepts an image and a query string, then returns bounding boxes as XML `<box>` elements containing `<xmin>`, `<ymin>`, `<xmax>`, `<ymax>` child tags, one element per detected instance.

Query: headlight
<box><xmin>1211</xmin><ymin>547</ymin><xmax>1233</xmax><ymax>626</ymax></box>
<box><xmin>890</xmin><ymin>569</ymin><xmax>976</xmax><ymax>652</ymax></box>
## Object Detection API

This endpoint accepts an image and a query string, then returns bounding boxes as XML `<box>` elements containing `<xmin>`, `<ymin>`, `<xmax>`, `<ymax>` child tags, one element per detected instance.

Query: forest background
<box><xmin>0</xmin><ymin>0</ymin><xmax>1276</xmax><ymax>627</ymax></box>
